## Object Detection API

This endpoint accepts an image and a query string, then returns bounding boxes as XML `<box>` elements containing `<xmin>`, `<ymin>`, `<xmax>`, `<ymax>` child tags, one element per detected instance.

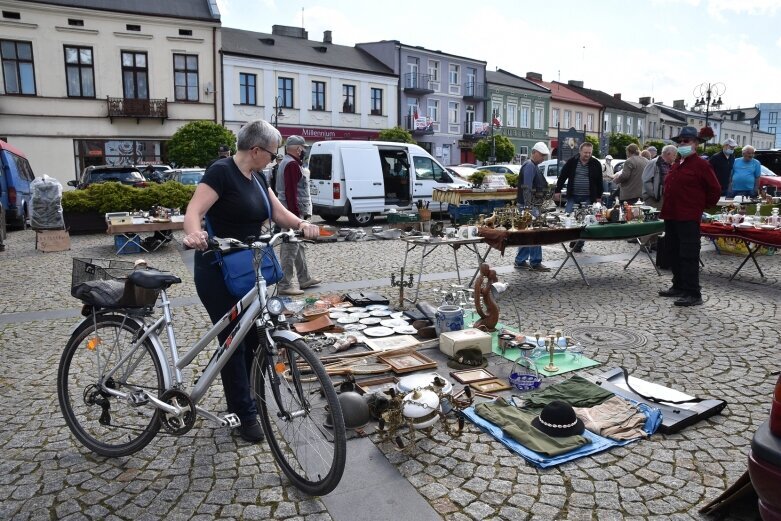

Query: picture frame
<box><xmin>355</xmin><ymin>376</ymin><xmax>399</xmax><ymax>395</ymax></box>
<box><xmin>364</xmin><ymin>334</ymin><xmax>421</xmax><ymax>352</ymax></box>
<box><xmin>449</xmin><ymin>367</ymin><xmax>496</xmax><ymax>385</ymax></box>
<box><xmin>452</xmin><ymin>387</ymin><xmax>497</xmax><ymax>404</ymax></box>
<box><xmin>378</xmin><ymin>350</ymin><xmax>437</xmax><ymax>374</ymax></box>
<box><xmin>470</xmin><ymin>378</ymin><xmax>511</xmax><ymax>393</ymax></box>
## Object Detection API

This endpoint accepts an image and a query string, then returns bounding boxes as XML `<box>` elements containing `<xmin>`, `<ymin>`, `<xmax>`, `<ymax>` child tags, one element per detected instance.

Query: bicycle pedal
<box><xmin>127</xmin><ymin>390</ymin><xmax>149</xmax><ymax>406</ymax></box>
<box><xmin>222</xmin><ymin>413</ymin><xmax>240</xmax><ymax>428</ymax></box>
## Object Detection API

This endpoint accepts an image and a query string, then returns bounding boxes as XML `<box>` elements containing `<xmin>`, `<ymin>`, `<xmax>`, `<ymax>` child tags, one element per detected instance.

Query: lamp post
<box><xmin>489</xmin><ymin>108</ymin><xmax>497</xmax><ymax>164</ymax></box>
<box><xmin>271</xmin><ymin>96</ymin><xmax>284</xmax><ymax>128</ymax></box>
<box><xmin>692</xmin><ymin>82</ymin><xmax>725</xmax><ymax>131</ymax></box>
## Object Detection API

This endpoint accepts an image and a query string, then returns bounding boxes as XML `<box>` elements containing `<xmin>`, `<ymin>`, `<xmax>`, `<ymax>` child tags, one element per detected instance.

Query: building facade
<box><xmin>562</xmin><ymin>81</ymin><xmax>646</xmax><ymax>141</ymax></box>
<box><xmin>754</xmin><ymin>103</ymin><xmax>779</xmax><ymax>148</ymax></box>
<box><xmin>485</xmin><ymin>69</ymin><xmax>549</xmax><ymax>162</ymax></box>
<box><xmin>357</xmin><ymin>40</ymin><xmax>487</xmax><ymax>166</ymax></box>
<box><xmin>221</xmin><ymin>26</ymin><xmax>397</xmax><ymax>148</ymax></box>
<box><xmin>0</xmin><ymin>0</ymin><xmax>221</xmax><ymax>185</ymax></box>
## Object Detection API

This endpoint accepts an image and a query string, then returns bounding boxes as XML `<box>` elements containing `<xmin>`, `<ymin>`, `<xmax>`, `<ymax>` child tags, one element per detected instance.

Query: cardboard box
<box><xmin>439</xmin><ymin>328</ymin><xmax>492</xmax><ymax>358</ymax></box>
<box><xmin>36</xmin><ymin>229</ymin><xmax>71</xmax><ymax>252</ymax></box>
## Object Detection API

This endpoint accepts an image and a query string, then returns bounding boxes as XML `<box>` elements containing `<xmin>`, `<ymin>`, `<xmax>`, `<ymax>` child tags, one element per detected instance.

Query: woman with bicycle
<box><xmin>183</xmin><ymin>119</ymin><xmax>321</xmax><ymax>443</ymax></box>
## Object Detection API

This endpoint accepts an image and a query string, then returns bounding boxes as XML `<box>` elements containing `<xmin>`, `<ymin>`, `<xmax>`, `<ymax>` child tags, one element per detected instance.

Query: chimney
<box><xmin>567</xmin><ymin>80</ymin><xmax>584</xmax><ymax>88</ymax></box>
<box><xmin>272</xmin><ymin>25</ymin><xmax>308</xmax><ymax>39</ymax></box>
<box><xmin>673</xmin><ymin>99</ymin><xmax>686</xmax><ymax>110</ymax></box>
<box><xmin>639</xmin><ymin>97</ymin><xmax>651</xmax><ymax>106</ymax></box>
<box><xmin>526</xmin><ymin>72</ymin><xmax>542</xmax><ymax>81</ymax></box>
<box><xmin>613</xmin><ymin>93</ymin><xmax>621</xmax><ymax>100</ymax></box>
<box><xmin>323</xmin><ymin>30</ymin><xmax>332</xmax><ymax>44</ymax></box>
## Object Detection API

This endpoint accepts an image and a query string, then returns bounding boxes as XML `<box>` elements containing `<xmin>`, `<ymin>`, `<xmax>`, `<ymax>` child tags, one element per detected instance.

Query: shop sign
<box><xmin>278</xmin><ymin>126</ymin><xmax>380</xmax><ymax>141</ymax></box>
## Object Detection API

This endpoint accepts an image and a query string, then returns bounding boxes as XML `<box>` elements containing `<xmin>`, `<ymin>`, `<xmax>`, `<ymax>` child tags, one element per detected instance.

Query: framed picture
<box><xmin>470</xmin><ymin>378</ymin><xmax>511</xmax><ymax>393</ymax></box>
<box><xmin>355</xmin><ymin>376</ymin><xmax>399</xmax><ymax>395</ymax></box>
<box><xmin>364</xmin><ymin>334</ymin><xmax>421</xmax><ymax>352</ymax></box>
<box><xmin>452</xmin><ymin>387</ymin><xmax>497</xmax><ymax>404</ymax></box>
<box><xmin>378</xmin><ymin>350</ymin><xmax>437</xmax><ymax>374</ymax></box>
<box><xmin>449</xmin><ymin>368</ymin><xmax>495</xmax><ymax>385</ymax></box>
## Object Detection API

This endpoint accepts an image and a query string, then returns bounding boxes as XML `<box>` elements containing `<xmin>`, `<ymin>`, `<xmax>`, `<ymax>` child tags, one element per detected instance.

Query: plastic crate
<box><xmin>387</xmin><ymin>212</ymin><xmax>420</xmax><ymax>223</ymax></box>
<box><xmin>114</xmin><ymin>234</ymin><xmax>142</xmax><ymax>254</ymax></box>
<box><xmin>448</xmin><ymin>204</ymin><xmax>478</xmax><ymax>224</ymax></box>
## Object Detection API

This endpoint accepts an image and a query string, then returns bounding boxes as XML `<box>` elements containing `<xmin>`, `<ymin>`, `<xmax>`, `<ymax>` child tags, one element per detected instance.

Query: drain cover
<box><xmin>566</xmin><ymin>325</ymin><xmax>648</xmax><ymax>350</ymax></box>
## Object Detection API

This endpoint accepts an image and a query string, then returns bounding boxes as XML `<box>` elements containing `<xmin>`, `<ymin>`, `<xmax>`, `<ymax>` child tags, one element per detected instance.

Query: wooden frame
<box><xmin>449</xmin><ymin>367</ymin><xmax>495</xmax><ymax>385</ymax></box>
<box><xmin>378</xmin><ymin>350</ymin><xmax>437</xmax><ymax>374</ymax></box>
<box><xmin>452</xmin><ymin>387</ymin><xmax>497</xmax><ymax>403</ymax></box>
<box><xmin>355</xmin><ymin>376</ymin><xmax>398</xmax><ymax>395</ymax></box>
<box><xmin>469</xmin><ymin>378</ymin><xmax>511</xmax><ymax>393</ymax></box>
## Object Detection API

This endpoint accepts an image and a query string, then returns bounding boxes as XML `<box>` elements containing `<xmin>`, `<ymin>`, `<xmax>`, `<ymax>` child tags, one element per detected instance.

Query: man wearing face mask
<box><xmin>275</xmin><ymin>135</ymin><xmax>321</xmax><ymax>295</ymax></box>
<box><xmin>708</xmin><ymin>138</ymin><xmax>737</xmax><ymax>196</ymax></box>
<box><xmin>659</xmin><ymin>127</ymin><xmax>721</xmax><ymax>307</ymax></box>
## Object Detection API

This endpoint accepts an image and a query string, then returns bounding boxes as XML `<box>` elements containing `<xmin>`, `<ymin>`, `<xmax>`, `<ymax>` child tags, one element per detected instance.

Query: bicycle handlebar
<box><xmin>206</xmin><ymin>230</ymin><xmax>309</xmax><ymax>254</ymax></box>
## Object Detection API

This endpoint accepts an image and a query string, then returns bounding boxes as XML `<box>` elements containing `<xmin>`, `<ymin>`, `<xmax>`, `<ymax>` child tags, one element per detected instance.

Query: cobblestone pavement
<box><xmin>0</xmin><ymin>223</ymin><xmax>778</xmax><ymax>520</ymax></box>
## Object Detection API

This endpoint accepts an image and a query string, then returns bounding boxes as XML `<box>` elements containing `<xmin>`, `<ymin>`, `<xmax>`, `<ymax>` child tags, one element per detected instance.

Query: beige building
<box><xmin>0</xmin><ymin>0</ymin><xmax>221</xmax><ymax>186</ymax></box>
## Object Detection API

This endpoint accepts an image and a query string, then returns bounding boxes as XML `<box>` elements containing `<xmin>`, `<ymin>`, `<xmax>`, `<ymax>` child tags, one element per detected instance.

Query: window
<box><xmin>506</xmin><ymin>104</ymin><xmax>516</xmax><ymax>127</ymax></box>
<box><xmin>308</xmin><ymin>154</ymin><xmax>333</xmax><ymax>181</ymax></box>
<box><xmin>534</xmin><ymin>106</ymin><xmax>544</xmax><ymax>129</ymax></box>
<box><xmin>626</xmin><ymin>116</ymin><xmax>633</xmax><ymax>134</ymax></box>
<box><xmin>68</xmin><ymin>19</ymin><xmax>84</xmax><ymax>26</ymax></box>
<box><xmin>413</xmin><ymin>156</ymin><xmax>447</xmax><ymax>182</ymax></box>
<box><xmin>428</xmin><ymin>60</ymin><xmax>439</xmax><ymax>82</ymax></box>
<box><xmin>126</xmin><ymin>24</ymin><xmax>141</xmax><ymax>31</ymax></box>
<box><xmin>1</xmin><ymin>40</ymin><xmax>36</xmax><ymax>95</ymax></box>
<box><xmin>604</xmin><ymin>114</ymin><xmax>610</xmax><ymax>132</ymax></box>
<box><xmin>342</xmin><ymin>84</ymin><xmax>355</xmax><ymax>113</ymax></box>
<box><xmin>278</xmin><ymin>77</ymin><xmax>293</xmax><ymax>108</ymax></box>
<box><xmin>371</xmin><ymin>88</ymin><xmax>383</xmax><ymax>115</ymax></box>
<box><xmin>770</xmin><ymin>112</ymin><xmax>778</xmax><ymax>124</ymax></box>
<box><xmin>427</xmin><ymin>99</ymin><xmax>439</xmax><ymax>122</ymax></box>
<box><xmin>552</xmin><ymin>108</ymin><xmax>559</xmax><ymax>127</ymax></box>
<box><xmin>448</xmin><ymin>64</ymin><xmax>459</xmax><ymax>85</ymax></box>
<box><xmin>492</xmin><ymin>101</ymin><xmax>501</xmax><ymax>122</ymax></box>
<box><xmin>312</xmin><ymin>81</ymin><xmax>326</xmax><ymax>110</ymax></box>
<box><xmin>239</xmin><ymin>73</ymin><xmax>256</xmax><ymax>105</ymax></box>
<box><xmin>769</xmin><ymin>127</ymin><xmax>777</xmax><ymax>135</ymax></box>
<box><xmin>587</xmin><ymin>113</ymin><xmax>594</xmax><ymax>131</ymax></box>
<box><xmin>637</xmin><ymin>118</ymin><xmax>644</xmax><ymax>136</ymax></box>
<box><xmin>173</xmin><ymin>53</ymin><xmax>198</xmax><ymax>101</ymax></box>
<box><xmin>520</xmin><ymin>105</ymin><xmax>530</xmax><ymax>128</ymax></box>
<box><xmin>178</xmin><ymin>29</ymin><xmax>192</xmax><ymax>36</ymax></box>
<box><xmin>64</xmin><ymin>46</ymin><xmax>94</xmax><ymax>98</ymax></box>
<box><xmin>121</xmin><ymin>50</ymin><xmax>148</xmax><ymax>99</ymax></box>
<box><xmin>563</xmin><ymin>110</ymin><xmax>571</xmax><ymax>128</ymax></box>
<box><xmin>616</xmin><ymin>115</ymin><xmax>623</xmax><ymax>133</ymax></box>
<box><xmin>448</xmin><ymin>101</ymin><xmax>460</xmax><ymax>124</ymax></box>
<box><xmin>3</xmin><ymin>11</ymin><xmax>21</xmax><ymax>19</ymax></box>
<box><xmin>575</xmin><ymin>112</ymin><xmax>582</xmax><ymax>130</ymax></box>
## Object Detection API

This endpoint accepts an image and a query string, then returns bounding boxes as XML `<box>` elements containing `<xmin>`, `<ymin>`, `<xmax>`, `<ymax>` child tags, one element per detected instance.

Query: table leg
<box><xmin>624</xmin><ymin>237</ymin><xmax>661</xmax><ymax>276</ymax></box>
<box><xmin>553</xmin><ymin>243</ymin><xmax>590</xmax><ymax>286</ymax></box>
<box><xmin>729</xmin><ymin>241</ymin><xmax>765</xmax><ymax>281</ymax></box>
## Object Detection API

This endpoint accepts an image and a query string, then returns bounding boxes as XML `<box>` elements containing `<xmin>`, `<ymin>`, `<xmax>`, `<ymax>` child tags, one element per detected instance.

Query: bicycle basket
<box><xmin>71</xmin><ymin>258</ymin><xmax>159</xmax><ymax>308</ymax></box>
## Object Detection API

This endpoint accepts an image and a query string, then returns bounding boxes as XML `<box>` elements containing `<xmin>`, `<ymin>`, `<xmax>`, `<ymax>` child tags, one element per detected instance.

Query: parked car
<box><xmin>760</xmin><ymin>165</ymin><xmax>781</xmax><ymax>195</ymax></box>
<box><xmin>476</xmin><ymin>164</ymin><xmax>522</xmax><ymax>176</ymax></box>
<box><xmin>754</xmin><ymin>149</ymin><xmax>781</xmax><ymax>176</ymax></box>
<box><xmin>0</xmin><ymin>139</ymin><xmax>35</xmax><ymax>228</ymax></box>
<box><xmin>136</xmin><ymin>164</ymin><xmax>172</xmax><ymax>183</ymax></box>
<box><xmin>68</xmin><ymin>165</ymin><xmax>148</xmax><ymax>189</ymax></box>
<box><xmin>537</xmin><ymin>159</ymin><xmax>562</xmax><ymax>187</ymax></box>
<box><xmin>167</xmin><ymin>168</ymin><xmax>205</xmax><ymax>186</ymax></box>
<box><xmin>446</xmin><ymin>166</ymin><xmax>479</xmax><ymax>184</ymax></box>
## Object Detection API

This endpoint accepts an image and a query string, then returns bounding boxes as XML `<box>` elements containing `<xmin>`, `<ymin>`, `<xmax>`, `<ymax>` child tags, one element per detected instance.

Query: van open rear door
<box><xmin>341</xmin><ymin>147</ymin><xmax>384</xmax><ymax>213</ymax></box>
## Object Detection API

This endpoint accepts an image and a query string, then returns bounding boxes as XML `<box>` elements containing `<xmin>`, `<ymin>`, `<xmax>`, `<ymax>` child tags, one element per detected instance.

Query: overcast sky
<box><xmin>217</xmin><ymin>0</ymin><xmax>781</xmax><ymax>110</ymax></box>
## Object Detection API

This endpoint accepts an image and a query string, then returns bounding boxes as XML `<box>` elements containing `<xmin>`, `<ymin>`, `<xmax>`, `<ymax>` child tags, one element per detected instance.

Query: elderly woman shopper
<box><xmin>183</xmin><ymin>119</ymin><xmax>320</xmax><ymax>443</ymax></box>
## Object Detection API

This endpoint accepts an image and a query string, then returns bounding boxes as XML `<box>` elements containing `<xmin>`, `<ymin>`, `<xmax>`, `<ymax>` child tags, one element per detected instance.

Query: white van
<box><xmin>307</xmin><ymin>140</ymin><xmax>468</xmax><ymax>226</ymax></box>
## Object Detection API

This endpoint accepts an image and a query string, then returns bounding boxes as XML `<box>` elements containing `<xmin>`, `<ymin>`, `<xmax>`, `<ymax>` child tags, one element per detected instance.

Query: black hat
<box><xmin>670</xmin><ymin>126</ymin><xmax>706</xmax><ymax>144</ymax></box>
<box><xmin>531</xmin><ymin>400</ymin><xmax>585</xmax><ymax>437</ymax></box>
<box><xmin>447</xmin><ymin>348</ymin><xmax>488</xmax><ymax>369</ymax></box>
<box><xmin>218</xmin><ymin>144</ymin><xmax>230</xmax><ymax>153</ymax></box>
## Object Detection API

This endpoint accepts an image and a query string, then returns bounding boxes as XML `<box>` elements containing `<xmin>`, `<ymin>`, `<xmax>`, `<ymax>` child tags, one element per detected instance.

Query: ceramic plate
<box><xmin>337</xmin><ymin>316</ymin><xmax>359</xmax><ymax>324</ymax></box>
<box><xmin>390</xmin><ymin>311</ymin><xmax>407</xmax><ymax>319</ymax></box>
<box><xmin>394</xmin><ymin>325</ymin><xmax>418</xmax><ymax>335</ymax></box>
<box><xmin>360</xmin><ymin>317</ymin><xmax>383</xmax><ymax>325</ymax></box>
<box><xmin>347</xmin><ymin>306</ymin><xmax>367</xmax><ymax>313</ymax></box>
<box><xmin>350</xmin><ymin>312</ymin><xmax>372</xmax><ymax>319</ymax></box>
<box><xmin>344</xmin><ymin>323</ymin><xmax>367</xmax><ymax>331</ymax></box>
<box><xmin>329</xmin><ymin>311</ymin><xmax>348</xmax><ymax>319</ymax></box>
<box><xmin>380</xmin><ymin>318</ymin><xmax>409</xmax><ymax>328</ymax></box>
<box><xmin>363</xmin><ymin>326</ymin><xmax>394</xmax><ymax>337</ymax></box>
<box><xmin>369</xmin><ymin>309</ymin><xmax>393</xmax><ymax>317</ymax></box>
<box><xmin>366</xmin><ymin>304</ymin><xmax>390</xmax><ymax>310</ymax></box>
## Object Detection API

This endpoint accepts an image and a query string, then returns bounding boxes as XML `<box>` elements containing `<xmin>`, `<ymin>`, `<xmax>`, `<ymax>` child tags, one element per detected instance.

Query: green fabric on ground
<box><xmin>474</xmin><ymin>398</ymin><xmax>589</xmax><ymax>456</ymax></box>
<box><xmin>580</xmin><ymin>220</ymin><xmax>664</xmax><ymax>239</ymax></box>
<box><xmin>524</xmin><ymin>375</ymin><xmax>615</xmax><ymax>408</ymax></box>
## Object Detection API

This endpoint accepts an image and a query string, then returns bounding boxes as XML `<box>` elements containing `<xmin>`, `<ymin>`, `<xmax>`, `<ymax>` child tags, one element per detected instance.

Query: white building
<box><xmin>0</xmin><ymin>0</ymin><xmax>221</xmax><ymax>185</ymax></box>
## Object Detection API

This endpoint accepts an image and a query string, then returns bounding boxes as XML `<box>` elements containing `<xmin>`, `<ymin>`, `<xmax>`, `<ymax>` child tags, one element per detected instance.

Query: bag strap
<box><xmin>251</xmin><ymin>173</ymin><xmax>274</xmax><ymax>229</ymax></box>
<box><xmin>619</xmin><ymin>366</ymin><xmax>703</xmax><ymax>404</ymax></box>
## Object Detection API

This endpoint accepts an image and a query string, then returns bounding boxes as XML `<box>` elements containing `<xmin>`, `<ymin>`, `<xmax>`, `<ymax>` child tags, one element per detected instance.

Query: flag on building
<box><xmin>492</xmin><ymin>111</ymin><xmax>502</xmax><ymax>128</ymax></box>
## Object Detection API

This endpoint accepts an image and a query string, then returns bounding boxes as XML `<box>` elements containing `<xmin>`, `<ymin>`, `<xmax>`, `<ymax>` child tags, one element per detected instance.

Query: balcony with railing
<box><xmin>463</xmin><ymin>82</ymin><xmax>488</xmax><ymax>101</ymax></box>
<box><xmin>403</xmin><ymin>73</ymin><xmax>434</xmax><ymax>95</ymax></box>
<box><xmin>405</xmin><ymin>115</ymin><xmax>435</xmax><ymax>135</ymax></box>
<box><xmin>463</xmin><ymin>121</ymin><xmax>490</xmax><ymax>140</ymax></box>
<box><xmin>107</xmin><ymin>97</ymin><xmax>168</xmax><ymax>123</ymax></box>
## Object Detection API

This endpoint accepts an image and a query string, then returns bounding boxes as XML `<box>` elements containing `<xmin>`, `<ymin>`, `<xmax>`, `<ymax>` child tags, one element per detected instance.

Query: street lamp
<box><xmin>271</xmin><ymin>96</ymin><xmax>284</xmax><ymax>128</ymax></box>
<box><xmin>692</xmin><ymin>82</ymin><xmax>725</xmax><ymax>130</ymax></box>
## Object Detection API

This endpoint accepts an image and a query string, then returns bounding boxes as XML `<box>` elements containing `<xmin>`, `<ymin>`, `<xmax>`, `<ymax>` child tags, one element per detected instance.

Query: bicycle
<box><xmin>57</xmin><ymin>231</ymin><xmax>347</xmax><ymax>496</ymax></box>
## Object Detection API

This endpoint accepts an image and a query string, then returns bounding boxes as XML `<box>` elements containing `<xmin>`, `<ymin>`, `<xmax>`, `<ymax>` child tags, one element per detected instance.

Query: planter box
<box><xmin>63</xmin><ymin>211</ymin><xmax>107</xmax><ymax>235</ymax></box>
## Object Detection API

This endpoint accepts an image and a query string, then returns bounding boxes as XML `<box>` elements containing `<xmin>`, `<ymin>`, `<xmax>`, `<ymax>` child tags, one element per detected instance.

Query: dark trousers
<box><xmin>194</xmin><ymin>253</ymin><xmax>258</xmax><ymax>424</ymax></box>
<box><xmin>664</xmin><ymin>220</ymin><xmax>702</xmax><ymax>298</ymax></box>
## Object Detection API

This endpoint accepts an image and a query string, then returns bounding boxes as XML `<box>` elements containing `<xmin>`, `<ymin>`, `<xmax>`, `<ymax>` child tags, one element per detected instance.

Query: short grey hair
<box><xmin>743</xmin><ymin>145</ymin><xmax>756</xmax><ymax>153</ymax></box>
<box><xmin>661</xmin><ymin>144</ymin><xmax>677</xmax><ymax>156</ymax></box>
<box><xmin>579</xmin><ymin>141</ymin><xmax>593</xmax><ymax>150</ymax></box>
<box><xmin>236</xmin><ymin>120</ymin><xmax>281</xmax><ymax>151</ymax></box>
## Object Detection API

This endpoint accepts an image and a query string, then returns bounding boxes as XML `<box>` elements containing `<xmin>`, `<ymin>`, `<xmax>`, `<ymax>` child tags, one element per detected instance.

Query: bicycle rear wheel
<box><xmin>57</xmin><ymin>314</ymin><xmax>164</xmax><ymax>457</ymax></box>
<box><xmin>252</xmin><ymin>337</ymin><xmax>346</xmax><ymax>496</ymax></box>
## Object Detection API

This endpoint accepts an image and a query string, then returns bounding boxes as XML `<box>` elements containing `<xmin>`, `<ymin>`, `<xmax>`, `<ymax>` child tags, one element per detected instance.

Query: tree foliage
<box><xmin>62</xmin><ymin>182</ymin><xmax>196</xmax><ymax>213</ymax></box>
<box><xmin>377</xmin><ymin>126</ymin><xmax>416</xmax><ymax>143</ymax></box>
<box><xmin>473</xmin><ymin>134</ymin><xmax>515</xmax><ymax>163</ymax></box>
<box><xmin>585</xmin><ymin>135</ymin><xmax>601</xmax><ymax>158</ymax></box>
<box><xmin>167</xmin><ymin>121</ymin><xmax>236</xmax><ymax>168</ymax></box>
<box><xmin>608</xmin><ymin>132</ymin><xmax>640</xmax><ymax>159</ymax></box>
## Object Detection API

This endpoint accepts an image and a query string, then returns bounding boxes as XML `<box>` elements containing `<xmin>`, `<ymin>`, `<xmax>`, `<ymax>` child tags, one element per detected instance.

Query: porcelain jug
<box><xmin>435</xmin><ymin>305</ymin><xmax>464</xmax><ymax>336</ymax></box>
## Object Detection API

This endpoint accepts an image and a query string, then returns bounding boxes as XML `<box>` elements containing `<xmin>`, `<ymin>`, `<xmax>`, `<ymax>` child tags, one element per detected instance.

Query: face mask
<box><xmin>723</xmin><ymin>149</ymin><xmax>733</xmax><ymax>156</ymax></box>
<box><xmin>677</xmin><ymin>145</ymin><xmax>693</xmax><ymax>157</ymax></box>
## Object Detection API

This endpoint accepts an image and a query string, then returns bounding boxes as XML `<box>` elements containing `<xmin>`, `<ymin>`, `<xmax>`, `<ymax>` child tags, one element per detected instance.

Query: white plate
<box><xmin>337</xmin><ymin>316</ymin><xmax>359</xmax><ymax>324</ymax></box>
<box><xmin>329</xmin><ymin>311</ymin><xmax>349</xmax><ymax>319</ymax></box>
<box><xmin>380</xmin><ymin>318</ymin><xmax>409</xmax><ymax>328</ymax></box>
<box><xmin>394</xmin><ymin>325</ymin><xmax>418</xmax><ymax>335</ymax></box>
<box><xmin>363</xmin><ymin>326</ymin><xmax>395</xmax><ymax>337</ymax></box>
<box><xmin>370</xmin><ymin>309</ymin><xmax>393</xmax><ymax>317</ymax></box>
<box><xmin>344</xmin><ymin>323</ymin><xmax>367</xmax><ymax>331</ymax></box>
<box><xmin>390</xmin><ymin>311</ymin><xmax>407</xmax><ymax>319</ymax></box>
<box><xmin>366</xmin><ymin>304</ymin><xmax>390</xmax><ymax>310</ymax></box>
<box><xmin>350</xmin><ymin>312</ymin><xmax>372</xmax><ymax>319</ymax></box>
<box><xmin>347</xmin><ymin>306</ymin><xmax>367</xmax><ymax>313</ymax></box>
<box><xmin>360</xmin><ymin>317</ymin><xmax>383</xmax><ymax>325</ymax></box>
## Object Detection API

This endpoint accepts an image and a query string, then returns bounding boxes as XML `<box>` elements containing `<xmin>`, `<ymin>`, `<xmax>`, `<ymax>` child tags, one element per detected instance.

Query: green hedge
<box><xmin>62</xmin><ymin>182</ymin><xmax>196</xmax><ymax>214</ymax></box>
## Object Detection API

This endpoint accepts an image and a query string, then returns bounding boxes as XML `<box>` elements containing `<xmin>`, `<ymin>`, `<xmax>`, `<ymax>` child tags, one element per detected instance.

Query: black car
<box><xmin>68</xmin><ymin>165</ymin><xmax>148</xmax><ymax>189</ymax></box>
<box><xmin>754</xmin><ymin>150</ymin><xmax>781</xmax><ymax>176</ymax></box>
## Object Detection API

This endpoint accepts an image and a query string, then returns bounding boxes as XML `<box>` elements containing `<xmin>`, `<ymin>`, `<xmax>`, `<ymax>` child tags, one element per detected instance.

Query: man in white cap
<box><xmin>275</xmin><ymin>135</ymin><xmax>320</xmax><ymax>295</ymax></box>
<box><xmin>708</xmin><ymin>138</ymin><xmax>737</xmax><ymax>196</ymax></box>
<box><xmin>514</xmin><ymin>142</ymin><xmax>551</xmax><ymax>271</ymax></box>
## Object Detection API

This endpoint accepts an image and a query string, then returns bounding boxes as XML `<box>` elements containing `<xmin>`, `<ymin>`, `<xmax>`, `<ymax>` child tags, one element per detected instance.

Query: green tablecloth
<box><xmin>580</xmin><ymin>220</ymin><xmax>664</xmax><ymax>240</ymax></box>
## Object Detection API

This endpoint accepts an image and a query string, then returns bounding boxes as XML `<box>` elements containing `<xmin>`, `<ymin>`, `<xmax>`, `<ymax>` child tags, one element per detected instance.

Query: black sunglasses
<box><xmin>253</xmin><ymin>145</ymin><xmax>278</xmax><ymax>157</ymax></box>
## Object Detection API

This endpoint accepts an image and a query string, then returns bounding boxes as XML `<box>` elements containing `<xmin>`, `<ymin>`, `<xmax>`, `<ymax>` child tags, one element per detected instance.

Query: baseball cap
<box><xmin>532</xmin><ymin>142</ymin><xmax>550</xmax><ymax>155</ymax></box>
<box><xmin>605</xmin><ymin>154</ymin><xmax>613</xmax><ymax>160</ymax></box>
<box><xmin>218</xmin><ymin>144</ymin><xmax>230</xmax><ymax>153</ymax></box>
<box><xmin>286</xmin><ymin>135</ymin><xmax>306</xmax><ymax>146</ymax></box>
<box><xmin>723</xmin><ymin>138</ymin><xmax>738</xmax><ymax>147</ymax></box>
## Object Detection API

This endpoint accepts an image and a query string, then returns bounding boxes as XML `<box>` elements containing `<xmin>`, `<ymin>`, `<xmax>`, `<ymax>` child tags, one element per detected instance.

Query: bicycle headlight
<box><xmin>267</xmin><ymin>296</ymin><xmax>285</xmax><ymax>316</ymax></box>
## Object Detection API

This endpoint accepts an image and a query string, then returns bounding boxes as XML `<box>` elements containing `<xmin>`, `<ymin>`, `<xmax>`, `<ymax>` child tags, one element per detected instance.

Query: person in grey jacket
<box><xmin>613</xmin><ymin>143</ymin><xmax>648</xmax><ymax>203</ymax></box>
<box><xmin>642</xmin><ymin>144</ymin><xmax>677</xmax><ymax>210</ymax></box>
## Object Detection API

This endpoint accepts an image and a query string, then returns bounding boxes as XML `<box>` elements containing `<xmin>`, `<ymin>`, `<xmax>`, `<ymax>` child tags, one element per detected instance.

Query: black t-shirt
<box><xmin>201</xmin><ymin>157</ymin><xmax>271</xmax><ymax>242</ymax></box>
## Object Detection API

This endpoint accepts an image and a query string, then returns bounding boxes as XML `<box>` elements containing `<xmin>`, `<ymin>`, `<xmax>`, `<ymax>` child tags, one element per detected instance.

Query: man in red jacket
<box><xmin>659</xmin><ymin>126</ymin><xmax>721</xmax><ymax>306</ymax></box>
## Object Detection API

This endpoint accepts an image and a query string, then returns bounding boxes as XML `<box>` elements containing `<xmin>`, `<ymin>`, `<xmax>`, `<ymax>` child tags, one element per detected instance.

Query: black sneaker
<box><xmin>237</xmin><ymin>419</ymin><xmax>265</xmax><ymax>443</ymax></box>
<box><xmin>529</xmin><ymin>264</ymin><xmax>551</xmax><ymax>272</ymax></box>
<box><xmin>658</xmin><ymin>287</ymin><xmax>685</xmax><ymax>298</ymax></box>
<box><xmin>674</xmin><ymin>295</ymin><xmax>703</xmax><ymax>307</ymax></box>
<box><xmin>514</xmin><ymin>261</ymin><xmax>529</xmax><ymax>269</ymax></box>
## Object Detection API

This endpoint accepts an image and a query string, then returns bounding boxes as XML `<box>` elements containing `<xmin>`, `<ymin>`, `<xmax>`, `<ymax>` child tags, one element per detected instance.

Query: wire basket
<box><xmin>508</xmin><ymin>355</ymin><xmax>542</xmax><ymax>392</ymax></box>
<box><xmin>72</xmin><ymin>258</ymin><xmax>135</xmax><ymax>287</ymax></box>
<box><xmin>71</xmin><ymin>258</ymin><xmax>159</xmax><ymax>308</ymax></box>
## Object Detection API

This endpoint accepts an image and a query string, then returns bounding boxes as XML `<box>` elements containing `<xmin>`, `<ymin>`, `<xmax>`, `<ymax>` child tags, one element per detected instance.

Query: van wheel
<box><xmin>348</xmin><ymin>212</ymin><xmax>374</xmax><ymax>227</ymax></box>
<box><xmin>320</xmin><ymin>215</ymin><xmax>340</xmax><ymax>224</ymax></box>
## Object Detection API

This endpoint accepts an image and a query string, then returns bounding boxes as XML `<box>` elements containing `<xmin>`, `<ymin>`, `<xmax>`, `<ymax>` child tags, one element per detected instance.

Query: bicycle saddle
<box><xmin>128</xmin><ymin>269</ymin><xmax>182</xmax><ymax>289</ymax></box>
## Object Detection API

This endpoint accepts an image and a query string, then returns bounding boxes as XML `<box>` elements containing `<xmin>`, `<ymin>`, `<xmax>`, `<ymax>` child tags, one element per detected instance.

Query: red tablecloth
<box><xmin>700</xmin><ymin>223</ymin><xmax>781</xmax><ymax>249</ymax></box>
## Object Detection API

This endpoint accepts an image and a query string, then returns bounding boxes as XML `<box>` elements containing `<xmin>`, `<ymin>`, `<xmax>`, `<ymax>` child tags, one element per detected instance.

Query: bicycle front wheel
<box><xmin>57</xmin><ymin>314</ymin><xmax>165</xmax><ymax>457</ymax></box>
<box><xmin>252</xmin><ymin>337</ymin><xmax>346</xmax><ymax>496</ymax></box>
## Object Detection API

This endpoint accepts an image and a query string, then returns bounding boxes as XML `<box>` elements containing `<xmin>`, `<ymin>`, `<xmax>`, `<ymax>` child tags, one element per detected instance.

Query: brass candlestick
<box><xmin>390</xmin><ymin>267</ymin><xmax>414</xmax><ymax>309</ymax></box>
<box><xmin>544</xmin><ymin>334</ymin><xmax>559</xmax><ymax>373</ymax></box>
